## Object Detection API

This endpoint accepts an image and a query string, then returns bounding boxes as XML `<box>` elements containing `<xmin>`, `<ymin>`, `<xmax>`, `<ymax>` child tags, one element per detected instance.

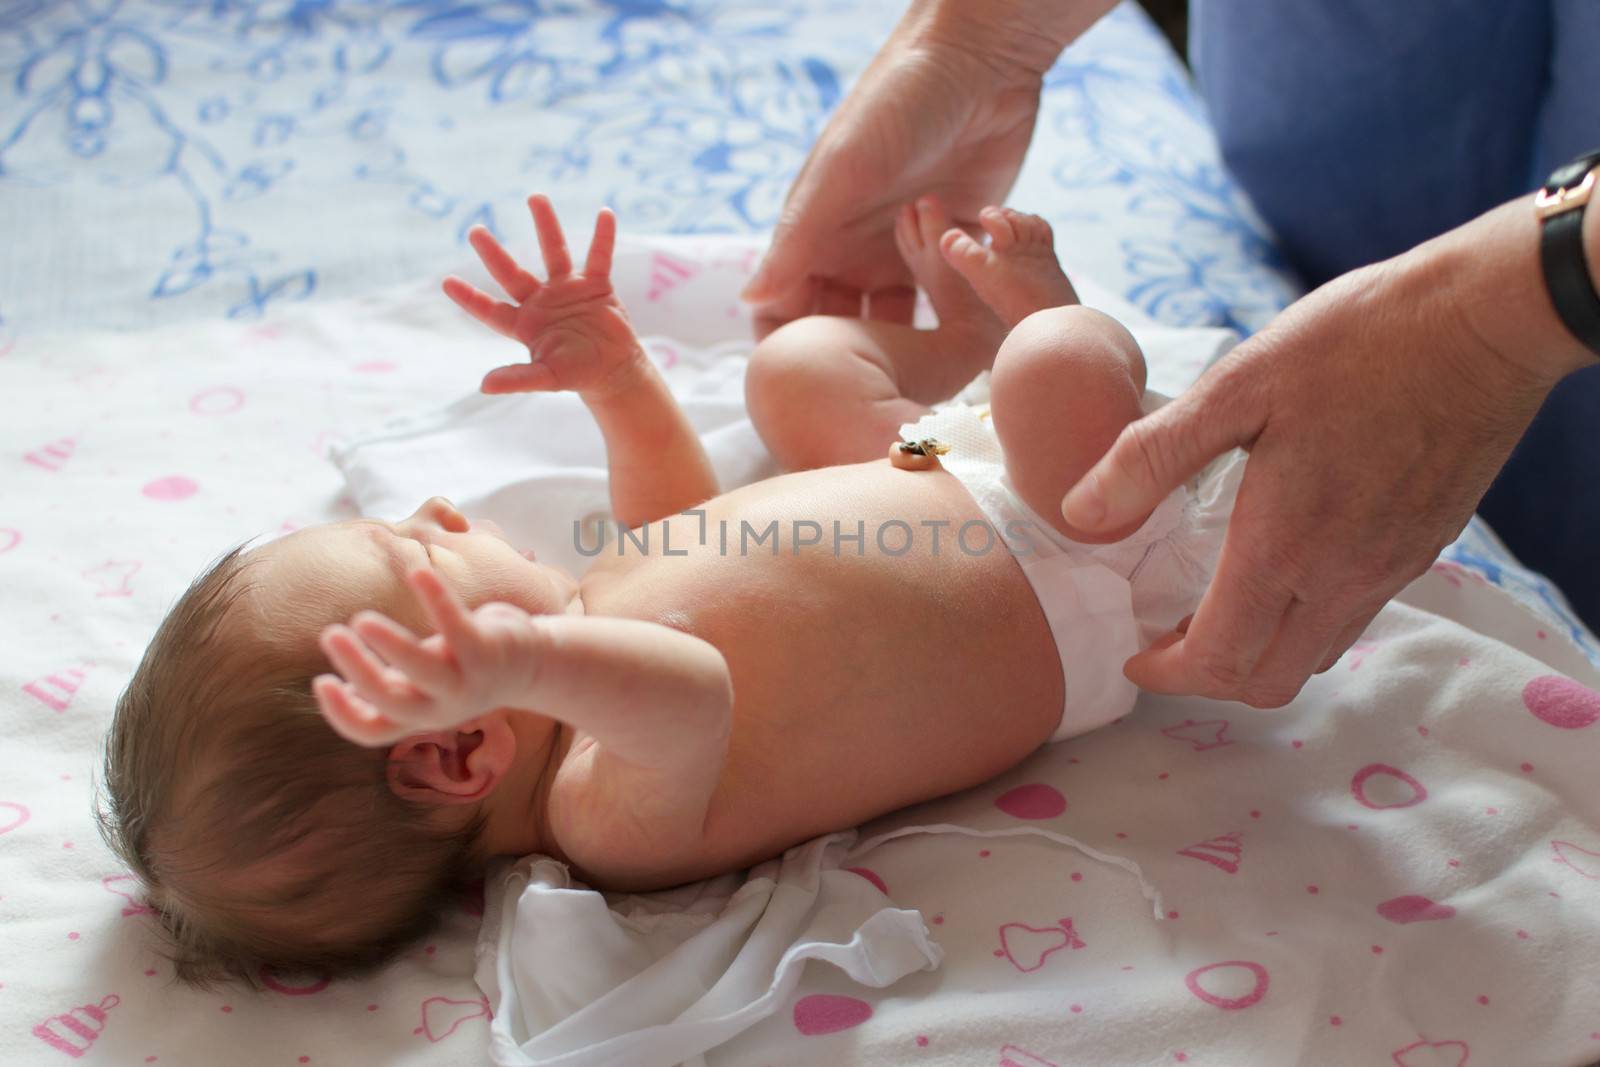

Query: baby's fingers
<box><xmin>407</xmin><ymin>567</ymin><xmax>478</xmax><ymax>654</ymax></box>
<box><xmin>319</xmin><ymin>625</ymin><xmax>423</xmax><ymax>710</ymax></box>
<box><xmin>468</xmin><ymin>226</ymin><xmax>541</xmax><ymax>302</ymax></box>
<box><xmin>351</xmin><ymin>611</ymin><xmax>458</xmax><ymax>695</ymax></box>
<box><xmin>584</xmin><ymin>207</ymin><xmax>616</xmax><ymax>279</ymax></box>
<box><xmin>528</xmin><ymin>194</ymin><xmax>573</xmax><ymax>279</ymax></box>
<box><xmin>312</xmin><ymin>675</ymin><xmax>406</xmax><ymax>746</ymax></box>
<box><xmin>481</xmin><ymin>362</ymin><xmax>559</xmax><ymax>395</ymax></box>
<box><xmin>443</xmin><ymin>276</ymin><xmax>519</xmax><ymax>338</ymax></box>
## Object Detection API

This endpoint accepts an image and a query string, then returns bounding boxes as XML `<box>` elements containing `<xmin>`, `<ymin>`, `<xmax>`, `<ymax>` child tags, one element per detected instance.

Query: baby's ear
<box><xmin>386</xmin><ymin>716</ymin><xmax>515</xmax><ymax>805</ymax></box>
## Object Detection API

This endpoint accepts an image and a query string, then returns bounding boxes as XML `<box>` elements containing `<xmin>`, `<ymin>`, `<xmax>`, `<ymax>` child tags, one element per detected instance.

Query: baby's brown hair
<box><xmin>96</xmin><ymin>546</ymin><xmax>487</xmax><ymax>988</ymax></box>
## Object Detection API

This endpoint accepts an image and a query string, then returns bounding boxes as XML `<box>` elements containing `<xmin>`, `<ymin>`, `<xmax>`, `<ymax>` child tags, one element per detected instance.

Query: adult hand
<box><xmin>742</xmin><ymin>1</ymin><xmax>1108</xmax><ymax>338</ymax></box>
<box><xmin>1061</xmin><ymin>197</ymin><xmax>1597</xmax><ymax>707</ymax></box>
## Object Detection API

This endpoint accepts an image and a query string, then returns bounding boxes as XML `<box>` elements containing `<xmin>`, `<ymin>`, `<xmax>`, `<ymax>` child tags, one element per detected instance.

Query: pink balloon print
<box><xmin>258</xmin><ymin>966</ymin><xmax>330</xmax><ymax>996</ymax></box>
<box><xmin>82</xmin><ymin>560</ymin><xmax>140</xmax><ymax>598</ymax></box>
<box><xmin>792</xmin><ymin>994</ymin><xmax>872</xmax><ymax>1036</ymax></box>
<box><xmin>354</xmin><ymin>360</ymin><xmax>397</xmax><ymax>374</ymax></box>
<box><xmin>413</xmin><ymin>995</ymin><xmax>490</xmax><ymax>1042</ymax></box>
<box><xmin>1376</xmin><ymin>895</ymin><xmax>1456</xmax><ymax>924</ymax></box>
<box><xmin>0</xmin><ymin>528</ymin><xmax>19</xmax><ymax>554</ymax></box>
<box><xmin>995</xmin><ymin>783</ymin><xmax>1066</xmax><ymax>820</ymax></box>
<box><xmin>1552</xmin><ymin>840</ymin><xmax>1600</xmax><ymax>880</ymax></box>
<box><xmin>1522</xmin><ymin>676</ymin><xmax>1600</xmax><ymax>730</ymax></box>
<box><xmin>1391</xmin><ymin>1038</ymin><xmax>1470</xmax><ymax>1067</ymax></box>
<box><xmin>1350</xmin><ymin>764</ymin><xmax>1428</xmax><ymax>810</ymax></box>
<box><xmin>997</xmin><ymin>920</ymin><xmax>1084</xmax><ymax>973</ymax></box>
<box><xmin>0</xmin><ymin>801</ymin><xmax>30</xmax><ymax>835</ymax></box>
<box><xmin>1184</xmin><ymin>961</ymin><xmax>1269</xmax><ymax>1010</ymax></box>
<box><xmin>1159</xmin><ymin>718</ymin><xmax>1233</xmax><ymax>751</ymax></box>
<box><xmin>142</xmin><ymin>476</ymin><xmax>198</xmax><ymax>501</ymax></box>
<box><xmin>188</xmin><ymin>387</ymin><xmax>244</xmax><ymax>415</ymax></box>
<box><xmin>845</xmin><ymin>867</ymin><xmax>888</xmax><ymax>895</ymax></box>
<box><xmin>102</xmin><ymin>875</ymin><xmax>154</xmax><ymax>917</ymax></box>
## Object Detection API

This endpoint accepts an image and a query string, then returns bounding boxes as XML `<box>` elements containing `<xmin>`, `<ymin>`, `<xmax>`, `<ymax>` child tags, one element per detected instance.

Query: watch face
<box><xmin>1549</xmin><ymin>151</ymin><xmax>1600</xmax><ymax>191</ymax></box>
<box><xmin>1550</xmin><ymin>162</ymin><xmax>1591</xmax><ymax>190</ymax></box>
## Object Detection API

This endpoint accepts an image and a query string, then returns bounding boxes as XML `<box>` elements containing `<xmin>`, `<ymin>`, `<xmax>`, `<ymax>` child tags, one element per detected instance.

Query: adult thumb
<box><xmin>1062</xmin><ymin>376</ymin><xmax>1258</xmax><ymax>533</ymax></box>
<box><xmin>740</xmin><ymin>202</ymin><xmax>820</xmax><ymax>306</ymax></box>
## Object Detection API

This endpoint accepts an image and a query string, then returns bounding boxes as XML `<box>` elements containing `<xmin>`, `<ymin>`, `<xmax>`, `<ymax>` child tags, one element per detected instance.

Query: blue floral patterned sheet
<box><xmin>0</xmin><ymin>0</ymin><xmax>1591</xmax><ymax>660</ymax></box>
<box><xmin>0</xmin><ymin>0</ymin><xmax>1298</xmax><ymax>333</ymax></box>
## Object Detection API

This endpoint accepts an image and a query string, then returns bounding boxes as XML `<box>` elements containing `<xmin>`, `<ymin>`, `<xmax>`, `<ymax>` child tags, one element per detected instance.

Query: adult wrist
<box><xmin>1424</xmin><ymin>196</ymin><xmax>1599</xmax><ymax>394</ymax></box>
<box><xmin>900</xmin><ymin>0</ymin><xmax>1108</xmax><ymax>80</ymax></box>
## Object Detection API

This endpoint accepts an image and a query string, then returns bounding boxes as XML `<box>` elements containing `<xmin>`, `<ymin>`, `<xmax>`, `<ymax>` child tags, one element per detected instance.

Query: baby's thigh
<box><xmin>745</xmin><ymin>315</ymin><xmax>929</xmax><ymax>470</ymax></box>
<box><xmin>989</xmin><ymin>306</ymin><xmax>1147</xmax><ymax>540</ymax></box>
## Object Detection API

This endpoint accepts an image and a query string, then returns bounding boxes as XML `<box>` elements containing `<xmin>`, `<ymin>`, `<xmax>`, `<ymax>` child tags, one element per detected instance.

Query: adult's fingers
<box><xmin>1234</xmin><ymin>597</ymin><xmax>1350</xmax><ymax>708</ymax></box>
<box><xmin>1124</xmin><ymin>532</ymin><xmax>1297</xmax><ymax>701</ymax></box>
<box><xmin>1315</xmin><ymin>602</ymin><xmax>1386</xmax><ymax>673</ymax></box>
<box><xmin>467</xmin><ymin>226</ymin><xmax>540</xmax><ymax>302</ymax></box>
<box><xmin>866</xmin><ymin>285</ymin><xmax>917</xmax><ymax>324</ymax></box>
<box><xmin>814</xmin><ymin>279</ymin><xmax>862</xmax><ymax>317</ymax></box>
<box><xmin>1063</xmin><ymin>370</ymin><xmax>1263</xmax><ymax>535</ymax></box>
<box><xmin>527</xmin><ymin>194</ymin><xmax>573</xmax><ymax>279</ymax></box>
<box><xmin>742</xmin><ymin>197</ymin><xmax>821</xmax><ymax>308</ymax></box>
<box><xmin>751</xmin><ymin>279</ymin><xmax>817</xmax><ymax>341</ymax></box>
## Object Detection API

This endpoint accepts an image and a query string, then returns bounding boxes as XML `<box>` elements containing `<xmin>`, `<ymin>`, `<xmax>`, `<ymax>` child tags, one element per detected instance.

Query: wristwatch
<box><xmin>1536</xmin><ymin>149</ymin><xmax>1600</xmax><ymax>357</ymax></box>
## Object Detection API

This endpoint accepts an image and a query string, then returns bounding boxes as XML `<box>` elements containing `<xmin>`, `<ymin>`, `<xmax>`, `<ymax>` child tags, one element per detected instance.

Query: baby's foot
<box><xmin>939</xmin><ymin>207</ymin><xmax>1079</xmax><ymax>329</ymax></box>
<box><xmin>893</xmin><ymin>196</ymin><xmax>1007</xmax><ymax>373</ymax></box>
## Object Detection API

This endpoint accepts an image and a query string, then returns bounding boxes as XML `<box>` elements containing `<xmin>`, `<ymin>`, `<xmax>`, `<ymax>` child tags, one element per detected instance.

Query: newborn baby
<box><xmin>100</xmin><ymin>194</ymin><xmax>1241</xmax><ymax>986</ymax></box>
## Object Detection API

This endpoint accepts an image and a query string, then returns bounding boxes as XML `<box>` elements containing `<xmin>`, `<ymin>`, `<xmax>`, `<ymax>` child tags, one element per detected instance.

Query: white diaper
<box><xmin>900</xmin><ymin>390</ymin><xmax>1245</xmax><ymax>742</ymax></box>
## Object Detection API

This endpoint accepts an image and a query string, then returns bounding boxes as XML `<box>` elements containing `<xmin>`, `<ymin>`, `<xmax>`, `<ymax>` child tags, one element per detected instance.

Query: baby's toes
<box><xmin>1012</xmin><ymin>210</ymin><xmax>1054</xmax><ymax>248</ymax></box>
<box><xmin>916</xmin><ymin>195</ymin><xmax>955</xmax><ymax>247</ymax></box>
<box><xmin>893</xmin><ymin>201</ymin><xmax>923</xmax><ymax>258</ymax></box>
<box><xmin>979</xmin><ymin>206</ymin><xmax>1017</xmax><ymax>250</ymax></box>
<box><xmin>939</xmin><ymin>228</ymin><xmax>990</xmax><ymax>280</ymax></box>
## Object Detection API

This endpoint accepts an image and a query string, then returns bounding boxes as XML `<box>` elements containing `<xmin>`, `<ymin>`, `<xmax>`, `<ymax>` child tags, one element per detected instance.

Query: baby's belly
<box><xmin>583</xmin><ymin>460</ymin><xmax>1064</xmax><ymax>880</ymax></box>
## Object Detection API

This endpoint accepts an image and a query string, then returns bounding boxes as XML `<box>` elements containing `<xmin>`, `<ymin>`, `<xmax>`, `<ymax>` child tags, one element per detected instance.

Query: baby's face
<box><xmin>248</xmin><ymin>497</ymin><xmax>579</xmax><ymax>638</ymax></box>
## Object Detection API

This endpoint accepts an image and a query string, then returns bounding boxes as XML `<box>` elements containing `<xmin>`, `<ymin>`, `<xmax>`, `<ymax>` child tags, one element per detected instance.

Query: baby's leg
<box><xmin>941</xmin><ymin>209</ymin><xmax>1151</xmax><ymax>544</ymax></box>
<box><xmin>746</xmin><ymin>198</ymin><xmax>1005</xmax><ymax>470</ymax></box>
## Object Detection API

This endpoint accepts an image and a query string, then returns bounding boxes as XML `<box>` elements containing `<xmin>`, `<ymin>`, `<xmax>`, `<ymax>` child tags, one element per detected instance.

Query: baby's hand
<box><xmin>444</xmin><ymin>194</ymin><xmax>645</xmax><ymax>400</ymax></box>
<box><xmin>312</xmin><ymin>567</ymin><xmax>544</xmax><ymax>745</ymax></box>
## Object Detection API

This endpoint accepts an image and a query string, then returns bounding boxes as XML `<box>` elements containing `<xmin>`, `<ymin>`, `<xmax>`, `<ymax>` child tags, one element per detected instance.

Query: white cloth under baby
<box><xmin>330</xmin><ymin>337</ymin><xmax>778</xmax><ymax>576</ymax></box>
<box><xmin>475</xmin><ymin>833</ymin><xmax>940</xmax><ymax>1067</ymax></box>
<box><xmin>900</xmin><ymin>389</ymin><xmax>1245</xmax><ymax>742</ymax></box>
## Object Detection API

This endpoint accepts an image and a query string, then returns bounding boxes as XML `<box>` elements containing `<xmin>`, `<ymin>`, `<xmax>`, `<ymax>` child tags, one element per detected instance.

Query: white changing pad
<box><xmin>330</xmin><ymin>236</ymin><xmax>1600</xmax><ymax>1065</ymax></box>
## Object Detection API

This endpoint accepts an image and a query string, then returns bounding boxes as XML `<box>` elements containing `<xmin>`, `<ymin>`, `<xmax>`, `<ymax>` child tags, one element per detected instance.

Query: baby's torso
<box><xmin>569</xmin><ymin>459</ymin><xmax>1063</xmax><ymax>885</ymax></box>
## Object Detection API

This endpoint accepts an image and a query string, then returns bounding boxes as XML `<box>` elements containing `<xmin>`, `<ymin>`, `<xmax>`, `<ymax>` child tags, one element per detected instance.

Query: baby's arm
<box><xmin>444</xmin><ymin>195</ymin><xmax>718</xmax><ymax>529</ymax></box>
<box><xmin>314</xmin><ymin>568</ymin><xmax>731</xmax><ymax>859</ymax></box>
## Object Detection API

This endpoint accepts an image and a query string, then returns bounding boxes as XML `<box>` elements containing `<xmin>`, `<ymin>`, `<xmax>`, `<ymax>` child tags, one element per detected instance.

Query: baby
<box><xmin>99</xmin><ymin>194</ymin><xmax>1242</xmax><ymax>986</ymax></box>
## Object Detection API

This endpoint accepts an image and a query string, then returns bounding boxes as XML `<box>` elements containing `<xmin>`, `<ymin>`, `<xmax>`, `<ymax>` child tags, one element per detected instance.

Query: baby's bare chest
<box><xmin>581</xmin><ymin>459</ymin><xmax>1041</xmax><ymax>654</ymax></box>
<box><xmin>574</xmin><ymin>461</ymin><xmax>1064</xmax><ymax>861</ymax></box>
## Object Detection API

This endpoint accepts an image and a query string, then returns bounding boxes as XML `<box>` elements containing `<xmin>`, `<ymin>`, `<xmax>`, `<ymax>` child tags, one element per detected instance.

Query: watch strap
<box><xmin>1538</xmin><ymin>150</ymin><xmax>1600</xmax><ymax>357</ymax></box>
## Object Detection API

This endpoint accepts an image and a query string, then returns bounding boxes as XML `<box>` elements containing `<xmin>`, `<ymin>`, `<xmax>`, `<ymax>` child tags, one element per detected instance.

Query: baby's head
<box><xmin>97</xmin><ymin>498</ymin><xmax>578</xmax><ymax>987</ymax></box>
